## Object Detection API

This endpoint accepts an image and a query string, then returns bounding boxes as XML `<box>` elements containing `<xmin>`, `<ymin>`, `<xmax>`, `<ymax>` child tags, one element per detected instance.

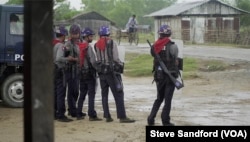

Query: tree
<box><xmin>5</xmin><ymin>0</ymin><xmax>23</xmax><ymax>4</ymax></box>
<box><xmin>5</xmin><ymin>0</ymin><xmax>66</xmax><ymax>5</ymax></box>
<box><xmin>54</xmin><ymin>2</ymin><xmax>80</xmax><ymax>21</ymax></box>
<box><xmin>235</xmin><ymin>0</ymin><xmax>250</xmax><ymax>27</ymax></box>
<box><xmin>81</xmin><ymin>0</ymin><xmax>177</xmax><ymax>28</ymax></box>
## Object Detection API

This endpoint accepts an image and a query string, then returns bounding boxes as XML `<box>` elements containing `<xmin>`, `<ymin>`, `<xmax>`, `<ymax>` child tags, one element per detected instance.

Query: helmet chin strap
<box><xmin>86</xmin><ymin>36</ymin><xmax>92</xmax><ymax>43</ymax></box>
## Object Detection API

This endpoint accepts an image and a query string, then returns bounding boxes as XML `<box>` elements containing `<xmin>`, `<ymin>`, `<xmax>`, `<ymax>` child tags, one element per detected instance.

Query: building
<box><xmin>54</xmin><ymin>11</ymin><xmax>116</xmax><ymax>36</ymax></box>
<box><xmin>145</xmin><ymin>0</ymin><xmax>250</xmax><ymax>44</ymax></box>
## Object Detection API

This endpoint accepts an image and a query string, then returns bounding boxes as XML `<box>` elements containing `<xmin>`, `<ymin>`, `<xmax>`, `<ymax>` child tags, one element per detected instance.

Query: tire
<box><xmin>135</xmin><ymin>33</ymin><xmax>139</xmax><ymax>45</ymax></box>
<box><xmin>129</xmin><ymin>33</ymin><xmax>133</xmax><ymax>45</ymax></box>
<box><xmin>117</xmin><ymin>37</ymin><xmax>121</xmax><ymax>45</ymax></box>
<box><xmin>116</xmin><ymin>31</ymin><xmax>121</xmax><ymax>45</ymax></box>
<box><xmin>1</xmin><ymin>73</ymin><xmax>24</xmax><ymax>107</ymax></box>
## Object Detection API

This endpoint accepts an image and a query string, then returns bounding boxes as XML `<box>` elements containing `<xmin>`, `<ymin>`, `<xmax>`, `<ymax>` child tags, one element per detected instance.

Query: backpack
<box><xmin>152</xmin><ymin>42</ymin><xmax>179</xmax><ymax>82</ymax></box>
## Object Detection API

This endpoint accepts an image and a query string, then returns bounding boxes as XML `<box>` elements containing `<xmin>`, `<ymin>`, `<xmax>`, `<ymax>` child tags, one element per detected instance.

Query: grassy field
<box><xmin>124</xmin><ymin>53</ymin><xmax>227</xmax><ymax>79</ymax></box>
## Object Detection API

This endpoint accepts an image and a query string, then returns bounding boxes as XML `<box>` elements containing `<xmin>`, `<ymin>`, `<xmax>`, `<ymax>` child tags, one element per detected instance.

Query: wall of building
<box><xmin>154</xmin><ymin>16</ymin><xmax>239</xmax><ymax>44</ymax></box>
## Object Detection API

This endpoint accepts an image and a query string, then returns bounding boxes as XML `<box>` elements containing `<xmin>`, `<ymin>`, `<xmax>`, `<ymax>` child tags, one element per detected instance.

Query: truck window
<box><xmin>10</xmin><ymin>13</ymin><xmax>23</xmax><ymax>35</ymax></box>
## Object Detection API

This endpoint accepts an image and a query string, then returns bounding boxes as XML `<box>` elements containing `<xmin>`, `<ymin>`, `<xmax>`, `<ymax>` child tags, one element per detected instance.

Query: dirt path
<box><xmin>0</xmin><ymin>43</ymin><xmax>250</xmax><ymax>142</ymax></box>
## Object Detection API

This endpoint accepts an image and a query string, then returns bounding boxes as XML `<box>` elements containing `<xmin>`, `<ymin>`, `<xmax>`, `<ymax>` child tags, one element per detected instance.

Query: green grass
<box><xmin>198</xmin><ymin>60</ymin><xmax>226</xmax><ymax>72</ymax></box>
<box><xmin>138</xmin><ymin>32</ymin><xmax>155</xmax><ymax>43</ymax></box>
<box><xmin>124</xmin><ymin>53</ymin><xmax>153</xmax><ymax>77</ymax></box>
<box><xmin>124</xmin><ymin>53</ymin><xmax>227</xmax><ymax>79</ymax></box>
<box><xmin>113</xmin><ymin>32</ymin><xmax>155</xmax><ymax>44</ymax></box>
<box><xmin>182</xmin><ymin>57</ymin><xmax>199</xmax><ymax>79</ymax></box>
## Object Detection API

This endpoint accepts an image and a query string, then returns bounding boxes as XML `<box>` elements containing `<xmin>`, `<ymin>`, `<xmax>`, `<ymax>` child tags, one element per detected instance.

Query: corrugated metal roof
<box><xmin>145</xmin><ymin>0</ymin><xmax>208</xmax><ymax>17</ymax></box>
<box><xmin>145</xmin><ymin>0</ymin><xmax>250</xmax><ymax>17</ymax></box>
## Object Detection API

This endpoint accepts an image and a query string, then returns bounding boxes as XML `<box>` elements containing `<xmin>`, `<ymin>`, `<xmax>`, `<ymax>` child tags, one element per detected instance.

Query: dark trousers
<box><xmin>148</xmin><ymin>78</ymin><xmax>175</xmax><ymax>125</ymax></box>
<box><xmin>99</xmin><ymin>73</ymin><xmax>126</xmax><ymax>119</ymax></box>
<box><xmin>77</xmin><ymin>77</ymin><xmax>97</xmax><ymax>117</ymax></box>
<box><xmin>55</xmin><ymin>69</ymin><xmax>67</xmax><ymax>119</ymax></box>
<box><xmin>66</xmin><ymin>72</ymin><xmax>79</xmax><ymax>116</ymax></box>
<box><xmin>54</xmin><ymin>75</ymin><xmax>58</xmax><ymax>118</ymax></box>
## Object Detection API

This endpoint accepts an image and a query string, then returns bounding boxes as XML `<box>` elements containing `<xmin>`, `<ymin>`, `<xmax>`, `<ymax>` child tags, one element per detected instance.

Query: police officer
<box><xmin>93</xmin><ymin>26</ymin><xmax>135</xmax><ymax>123</ymax></box>
<box><xmin>76</xmin><ymin>27</ymin><xmax>102</xmax><ymax>121</ymax></box>
<box><xmin>64</xmin><ymin>24</ymin><xmax>81</xmax><ymax>118</ymax></box>
<box><xmin>147</xmin><ymin>24</ymin><xmax>179</xmax><ymax>126</ymax></box>
<box><xmin>54</xmin><ymin>25</ymin><xmax>77</xmax><ymax>122</ymax></box>
<box><xmin>53</xmin><ymin>25</ymin><xmax>68</xmax><ymax>120</ymax></box>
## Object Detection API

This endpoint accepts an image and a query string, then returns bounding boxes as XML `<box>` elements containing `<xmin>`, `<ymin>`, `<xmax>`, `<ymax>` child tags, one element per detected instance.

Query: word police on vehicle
<box><xmin>15</xmin><ymin>54</ymin><xmax>24</xmax><ymax>61</ymax></box>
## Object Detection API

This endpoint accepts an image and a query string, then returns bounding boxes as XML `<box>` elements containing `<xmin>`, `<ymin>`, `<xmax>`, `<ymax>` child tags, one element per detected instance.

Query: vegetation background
<box><xmin>5</xmin><ymin>0</ymin><xmax>250</xmax><ymax>29</ymax></box>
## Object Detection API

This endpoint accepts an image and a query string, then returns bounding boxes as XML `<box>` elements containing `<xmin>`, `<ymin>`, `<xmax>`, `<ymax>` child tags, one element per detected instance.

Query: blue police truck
<box><xmin>0</xmin><ymin>5</ymin><xmax>24</xmax><ymax>107</ymax></box>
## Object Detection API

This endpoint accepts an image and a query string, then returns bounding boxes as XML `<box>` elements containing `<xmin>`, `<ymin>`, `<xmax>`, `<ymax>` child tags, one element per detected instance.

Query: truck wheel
<box><xmin>1</xmin><ymin>74</ymin><xmax>24</xmax><ymax>107</ymax></box>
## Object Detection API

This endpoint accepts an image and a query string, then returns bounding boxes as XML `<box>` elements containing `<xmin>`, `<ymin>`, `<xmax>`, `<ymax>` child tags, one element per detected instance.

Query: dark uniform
<box><xmin>76</xmin><ymin>27</ymin><xmax>102</xmax><ymax>121</ymax></box>
<box><xmin>53</xmin><ymin>25</ymin><xmax>68</xmax><ymax>121</ymax></box>
<box><xmin>54</xmin><ymin>24</ymin><xmax>80</xmax><ymax>122</ymax></box>
<box><xmin>93</xmin><ymin>26</ymin><xmax>135</xmax><ymax>123</ymax></box>
<box><xmin>147</xmin><ymin>24</ymin><xmax>179</xmax><ymax>126</ymax></box>
<box><xmin>64</xmin><ymin>40</ymin><xmax>80</xmax><ymax>117</ymax></box>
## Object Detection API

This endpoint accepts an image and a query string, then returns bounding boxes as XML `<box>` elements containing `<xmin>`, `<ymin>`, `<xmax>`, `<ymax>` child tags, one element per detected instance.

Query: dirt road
<box><xmin>0</xmin><ymin>42</ymin><xmax>250</xmax><ymax>142</ymax></box>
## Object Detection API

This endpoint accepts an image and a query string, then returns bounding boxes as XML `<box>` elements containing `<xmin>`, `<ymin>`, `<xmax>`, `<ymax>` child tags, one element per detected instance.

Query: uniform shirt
<box><xmin>93</xmin><ymin>38</ymin><xmax>121</xmax><ymax>66</ymax></box>
<box><xmin>55</xmin><ymin>40</ymin><xmax>79</xmax><ymax>68</ymax></box>
<box><xmin>79</xmin><ymin>40</ymin><xmax>96</xmax><ymax>69</ymax></box>
<box><xmin>167</xmin><ymin>44</ymin><xmax>178</xmax><ymax>58</ymax></box>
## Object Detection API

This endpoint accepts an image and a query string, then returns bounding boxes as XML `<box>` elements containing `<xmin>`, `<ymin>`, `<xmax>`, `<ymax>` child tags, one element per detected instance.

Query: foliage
<box><xmin>5</xmin><ymin>0</ymin><xmax>65</xmax><ymax>5</ymax></box>
<box><xmin>81</xmin><ymin>0</ymin><xmax>177</xmax><ymax>28</ymax></box>
<box><xmin>54</xmin><ymin>3</ymin><xmax>80</xmax><ymax>21</ymax></box>
<box><xmin>5</xmin><ymin>0</ymin><xmax>23</xmax><ymax>4</ymax></box>
<box><xmin>235</xmin><ymin>0</ymin><xmax>250</xmax><ymax>27</ymax></box>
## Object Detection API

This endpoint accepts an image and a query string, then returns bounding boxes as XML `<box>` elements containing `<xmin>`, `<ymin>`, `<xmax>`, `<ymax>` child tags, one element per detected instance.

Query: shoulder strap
<box><xmin>107</xmin><ymin>39</ymin><xmax>114</xmax><ymax>62</ymax></box>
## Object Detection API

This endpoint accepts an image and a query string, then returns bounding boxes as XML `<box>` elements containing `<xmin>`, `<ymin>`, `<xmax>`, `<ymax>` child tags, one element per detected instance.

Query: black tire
<box><xmin>135</xmin><ymin>33</ymin><xmax>139</xmax><ymax>45</ymax></box>
<box><xmin>1</xmin><ymin>73</ymin><xmax>24</xmax><ymax>107</ymax></box>
<box><xmin>129</xmin><ymin>33</ymin><xmax>133</xmax><ymax>45</ymax></box>
<box><xmin>116</xmin><ymin>31</ymin><xmax>121</xmax><ymax>45</ymax></box>
<box><xmin>117</xmin><ymin>37</ymin><xmax>121</xmax><ymax>45</ymax></box>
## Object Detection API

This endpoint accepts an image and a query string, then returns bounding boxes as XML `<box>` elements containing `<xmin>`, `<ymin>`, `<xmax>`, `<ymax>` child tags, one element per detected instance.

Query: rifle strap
<box><xmin>106</xmin><ymin>39</ymin><xmax>114</xmax><ymax>62</ymax></box>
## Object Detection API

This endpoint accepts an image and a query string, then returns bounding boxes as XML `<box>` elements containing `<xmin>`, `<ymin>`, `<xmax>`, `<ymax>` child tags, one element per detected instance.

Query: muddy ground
<box><xmin>0</xmin><ymin>44</ymin><xmax>250</xmax><ymax>142</ymax></box>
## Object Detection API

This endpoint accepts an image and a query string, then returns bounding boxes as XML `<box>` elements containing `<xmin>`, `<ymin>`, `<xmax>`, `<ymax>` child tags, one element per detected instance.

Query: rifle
<box><xmin>107</xmin><ymin>40</ymin><xmax>123</xmax><ymax>92</ymax></box>
<box><xmin>147</xmin><ymin>40</ymin><xmax>184</xmax><ymax>90</ymax></box>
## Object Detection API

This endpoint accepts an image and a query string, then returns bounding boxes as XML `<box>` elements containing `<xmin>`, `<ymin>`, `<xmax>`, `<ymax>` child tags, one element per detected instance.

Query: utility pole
<box><xmin>24</xmin><ymin>0</ymin><xmax>54</xmax><ymax>142</ymax></box>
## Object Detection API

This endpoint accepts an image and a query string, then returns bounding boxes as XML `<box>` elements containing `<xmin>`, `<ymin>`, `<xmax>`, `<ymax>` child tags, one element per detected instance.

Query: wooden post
<box><xmin>24</xmin><ymin>0</ymin><xmax>54</xmax><ymax>142</ymax></box>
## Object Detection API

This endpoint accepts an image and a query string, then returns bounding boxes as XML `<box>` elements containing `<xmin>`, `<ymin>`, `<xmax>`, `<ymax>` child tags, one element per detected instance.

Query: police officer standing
<box><xmin>54</xmin><ymin>24</ymin><xmax>79</xmax><ymax>122</ymax></box>
<box><xmin>53</xmin><ymin>25</ymin><xmax>68</xmax><ymax>120</ymax></box>
<box><xmin>93</xmin><ymin>26</ymin><xmax>135</xmax><ymax>123</ymax></box>
<box><xmin>64</xmin><ymin>24</ymin><xmax>81</xmax><ymax>118</ymax></box>
<box><xmin>147</xmin><ymin>24</ymin><xmax>179</xmax><ymax>126</ymax></box>
<box><xmin>76</xmin><ymin>27</ymin><xmax>102</xmax><ymax>121</ymax></box>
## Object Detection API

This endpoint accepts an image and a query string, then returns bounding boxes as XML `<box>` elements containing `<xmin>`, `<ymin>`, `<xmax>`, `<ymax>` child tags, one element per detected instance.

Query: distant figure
<box><xmin>126</xmin><ymin>14</ymin><xmax>138</xmax><ymax>33</ymax></box>
<box><xmin>10</xmin><ymin>13</ymin><xmax>22</xmax><ymax>35</ymax></box>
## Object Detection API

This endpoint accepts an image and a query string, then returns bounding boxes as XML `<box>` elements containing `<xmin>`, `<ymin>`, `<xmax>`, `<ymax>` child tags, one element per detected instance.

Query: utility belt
<box><xmin>154</xmin><ymin>66</ymin><xmax>178</xmax><ymax>82</ymax></box>
<box><xmin>96</xmin><ymin>61</ymin><xmax>124</xmax><ymax>74</ymax></box>
<box><xmin>64</xmin><ymin>63</ymin><xmax>77</xmax><ymax>71</ymax></box>
<box><xmin>80</xmin><ymin>66</ymin><xmax>95</xmax><ymax>80</ymax></box>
